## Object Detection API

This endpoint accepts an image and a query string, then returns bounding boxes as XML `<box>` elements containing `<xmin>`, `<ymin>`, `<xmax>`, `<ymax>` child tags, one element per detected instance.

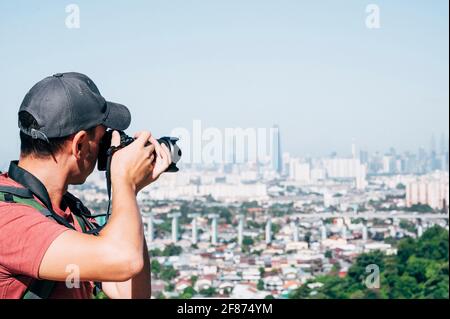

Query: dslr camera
<box><xmin>97</xmin><ymin>130</ymin><xmax>182</xmax><ymax>173</ymax></box>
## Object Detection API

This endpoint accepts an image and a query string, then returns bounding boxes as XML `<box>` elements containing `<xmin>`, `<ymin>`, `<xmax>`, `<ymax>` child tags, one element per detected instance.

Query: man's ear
<box><xmin>71</xmin><ymin>131</ymin><xmax>88</xmax><ymax>159</ymax></box>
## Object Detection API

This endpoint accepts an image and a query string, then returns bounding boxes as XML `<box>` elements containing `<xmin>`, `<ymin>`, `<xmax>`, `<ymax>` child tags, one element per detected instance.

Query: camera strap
<box><xmin>103</xmin><ymin>144</ymin><xmax>126</xmax><ymax>224</ymax></box>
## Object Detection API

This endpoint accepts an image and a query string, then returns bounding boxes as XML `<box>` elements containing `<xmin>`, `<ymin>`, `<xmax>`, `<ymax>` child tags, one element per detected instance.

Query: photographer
<box><xmin>0</xmin><ymin>72</ymin><xmax>171</xmax><ymax>299</ymax></box>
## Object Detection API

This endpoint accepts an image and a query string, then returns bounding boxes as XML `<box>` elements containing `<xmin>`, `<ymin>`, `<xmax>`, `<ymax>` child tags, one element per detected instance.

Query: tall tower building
<box><xmin>439</xmin><ymin>133</ymin><xmax>449</xmax><ymax>155</ymax></box>
<box><xmin>168</xmin><ymin>213</ymin><xmax>181</xmax><ymax>243</ymax></box>
<box><xmin>351</xmin><ymin>139</ymin><xmax>357</xmax><ymax>159</ymax></box>
<box><xmin>430</xmin><ymin>134</ymin><xmax>437</xmax><ymax>154</ymax></box>
<box><xmin>362</xmin><ymin>225</ymin><xmax>368</xmax><ymax>242</ymax></box>
<box><xmin>321</xmin><ymin>225</ymin><xmax>327</xmax><ymax>241</ymax></box>
<box><xmin>271</xmin><ymin>125</ymin><xmax>283</xmax><ymax>174</ymax></box>
<box><xmin>417</xmin><ymin>224</ymin><xmax>423</xmax><ymax>238</ymax></box>
<box><xmin>238</xmin><ymin>215</ymin><xmax>245</xmax><ymax>246</ymax></box>
<box><xmin>188</xmin><ymin>213</ymin><xmax>200</xmax><ymax>244</ymax></box>
<box><xmin>209</xmin><ymin>214</ymin><xmax>219</xmax><ymax>245</ymax></box>
<box><xmin>360</xmin><ymin>150</ymin><xmax>369</xmax><ymax>165</ymax></box>
<box><xmin>291</xmin><ymin>222</ymin><xmax>299</xmax><ymax>242</ymax></box>
<box><xmin>265</xmin><ymin>216</ymin><xmax>272</xmax><ymax>245</ymax></box>
<box><xmin>145</xmin><ymin>215</ymin><xmax>154</xmax><ymax>243</ymax></box>
<box><xmin>225</xmin><ymin>133</ymin><xmax>236</xmax><ymax>164</ymax></box>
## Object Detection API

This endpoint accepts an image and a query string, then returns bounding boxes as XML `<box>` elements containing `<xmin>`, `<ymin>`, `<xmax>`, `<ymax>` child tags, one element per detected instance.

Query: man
<box><xmin>0</xmin><ymin>72</ymin><xmax>171</xmax><ymax>298</ymax></box>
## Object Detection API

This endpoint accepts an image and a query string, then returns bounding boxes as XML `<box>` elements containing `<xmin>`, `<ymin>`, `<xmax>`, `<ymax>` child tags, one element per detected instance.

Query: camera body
<box><xmin>97</xmin><ymin>130</ymin><xmax>181</xmax><ymax>173</ymax></box>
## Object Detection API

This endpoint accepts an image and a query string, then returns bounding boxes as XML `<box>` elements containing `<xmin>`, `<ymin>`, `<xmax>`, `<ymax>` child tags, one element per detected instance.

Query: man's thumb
<box><xmin>111</xmin><ymin>131</ymin><xmax>121</xmax><ymax>147</ymax></box>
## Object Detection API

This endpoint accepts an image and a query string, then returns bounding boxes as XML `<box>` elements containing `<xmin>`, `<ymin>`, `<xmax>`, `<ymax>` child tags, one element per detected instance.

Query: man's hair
<box><xmin>19</xmin><ymin>111</ymin><xmax>96</xmax><ymax>158</ymax></box>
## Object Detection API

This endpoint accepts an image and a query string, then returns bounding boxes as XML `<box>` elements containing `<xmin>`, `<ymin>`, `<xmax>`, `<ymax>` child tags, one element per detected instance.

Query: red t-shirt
<box><xmin>0</xmin><ymin>172</ymin><xmax>95</xmax><ymax>299</ymax></box>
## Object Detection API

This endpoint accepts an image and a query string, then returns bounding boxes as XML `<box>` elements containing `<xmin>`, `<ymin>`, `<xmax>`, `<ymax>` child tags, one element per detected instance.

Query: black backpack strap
<box><xmin>0</xmin><ymin>188</ymin><xmax>55</xmax><ymax>221</ymax></box>
<box><xmin>91</xmin><ymin>281</ymin><xmax>103</xmax><ymax>297</ymax></box>
<box><xmin>3</xmin><ymin>162</ymin><xmax>104</xmax><ymax>299</ymax></box>
<box><xmin>63</xmin><ymin>193</ymin><xmax>104</xmax><ymax>296</ymax></box>
<box><xmin>0</xmin><ymin>187</ymin><xmax>58</xmax><ymax>299</ymax></box>
<box><xmin>22</xmin><ymin>280</ymin><xmax>55</xmax><ymax>299</ymax></box>
<box><xmin>63</xmin><ymin>192</ymin><xmax>102</xmax><ymax>235</ymax></box>
<box><xmin>63</xmin><ymin>193</ymin><xmax>104</xmax><ymax>300</ymax></box>
<box><xmin>0</xmin><ymin>186</ymin><xmax>34</xmax><ymax>198</ymax></box>
<box><xmin>7</xmin><ymin>161</ymin><xmax>76</xmax><ymax>230</ymax></box>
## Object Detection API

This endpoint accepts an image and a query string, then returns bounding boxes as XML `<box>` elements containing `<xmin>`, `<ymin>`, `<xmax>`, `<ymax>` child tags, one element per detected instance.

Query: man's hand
<box><xmin>139</xmin><ymin>132</ymin><xmax>172</xmax><ymax>185</ymax></box>
<box><xmin>110</xmin><ymin>131</ymin><xmax>171</xmax><ymax>193</ymax></box>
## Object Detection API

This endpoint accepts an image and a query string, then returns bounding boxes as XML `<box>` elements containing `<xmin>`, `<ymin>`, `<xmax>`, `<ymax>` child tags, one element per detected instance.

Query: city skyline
<box><xmin>0</xmin><ymin>129</ymin><xmax>448</xmax><ymax>172</ymax></box>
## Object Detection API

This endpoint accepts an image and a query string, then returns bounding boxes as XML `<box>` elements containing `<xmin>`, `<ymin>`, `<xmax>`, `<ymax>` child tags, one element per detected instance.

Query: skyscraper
<box><xmin>440</xmin><ymin>133</ymin><xmax>449</xmax><ymax>155</ymax></box>
<box><xmin>430</xmin><ymin>134</ymin><xmax>437</xmax><ymax>154</ymax></box>
<box><xmin>351</xmin><ymin>139</ymin><xmax>357</xmax><ymax>159</ymax></box>
<box><xmin>209</xmin><ymin>214</ymin><xmax>219</xmax><ymax>245</ymax></box>
<box><xmin>265</xmin><ymin>217</ymin><xmax>272</xmax><ymax>245</ymax></box>
<box><xmin>169</xmin><ymin>213</ymin><xmax>181</xmax><ymax>243</ymax></box>
<box><xmin>225</xmin><ymin>133</ymin><xmax>236</xmax><ymax>164</ymax></box>
<box><xmin>360</xmin><ymin>150</ymin><xmax>369</xmax><ymax>165</ymax></box>
<box><xmin>271</xmin><ymin>125</ymin><xmax>283</xmax><ymax>174</ymax></box>
<box><xmin>238</xmin><ymin>215</ymin><xmax>245</xmax><ymax>246</ymax></box>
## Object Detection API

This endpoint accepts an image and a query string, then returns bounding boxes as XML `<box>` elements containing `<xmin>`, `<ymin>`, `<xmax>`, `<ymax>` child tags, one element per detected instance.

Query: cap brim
<box><xmin>103</xmin><ymin>101</ymin><xmax>131</xmax><ymax>131</ymax></box>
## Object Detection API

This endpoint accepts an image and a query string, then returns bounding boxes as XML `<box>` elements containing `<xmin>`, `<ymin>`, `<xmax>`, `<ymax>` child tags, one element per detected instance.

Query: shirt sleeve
<box><xmin>0</xmin><ymin>203</ymin><xmax>69</xmax><ymax>279</ymax></box>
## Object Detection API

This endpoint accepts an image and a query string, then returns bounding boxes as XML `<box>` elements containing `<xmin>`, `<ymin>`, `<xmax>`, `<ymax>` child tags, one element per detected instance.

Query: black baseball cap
<box><xmin>18</xmin><ymin>72</ymin><xmax>131</xmax><ymax>142</ymax></box>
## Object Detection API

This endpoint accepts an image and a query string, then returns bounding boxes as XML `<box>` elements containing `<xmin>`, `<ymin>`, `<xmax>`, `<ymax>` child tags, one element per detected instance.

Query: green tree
<box><xmin>159</xmin><ymin>220</ymin><xmax>172</xmax><ymax>233</ymax></box>
<box><xmin>346</xmin><ymin>251</ymin><xmax>385</xmax><ymax>285</ymax></box>
<box><xmin>166</xmin><ymin>283</ymin><xmax>175</xmax><ymax>292</ymax></box>
<box><xmin>150</xmin><ymin>248</ymin><xmax>163</xmax><ymax>257</ymax></box>
<box><xmin>417</xmin><ymin>226</ymin><xmax>448</xmax><ymax>261</ymax></box>
<box><xmin>163</xmin><ymin>244</ymin><xmax>183</xmax><ymax>256</ymax></box>
<box><xmin>405</xmin><ymin>256</ymin><xmax>430</xmax><ymax>283</ymax></box>
<box><xmin>394</xmin><ymin>275</ymin><xmax>419</xmax><ymax>298</ymax></box>
<box><xmin>243</xmin><ymin>236</ymin><xmax>254</xmax><ymax>246</ymax></box>
<box><xmin>151</xmin><ymin>259</ymin><xmax>161</xmax><ymax>276</ymax></box>
<box><xmin>200</xmin><ymin>287</ymin><xmax>216</xmax><ymax>297</ymax></box>
<box><xmin>304</xmin><ymin>231</ymin><xmax>312</xmax><ymax>244</ymax></box>
<box><xmin>190</xmin><ymin>275</ymin><xmax>198</xmax><ymax>287</ymax></box>
<box><xmin>219</xmin><ymin>208</ymin><xmax>232</xmax><ymax>224</ymax></box>
<box><xmin>396</xmin><ymin>183</ymin><xmax>406</xmax><ymax>190</ymax></box>
<box><xmin>271</xmin><ymin>223</ymin><xmax>281</xmax><ymax>236</ymax></box>
<box><xmin>156</xmin><ymin>292</ymin><xmax>166</xmax><ymax>299</ymax></box>
<box><xmin>259</xmin><ymin>267</ymin><xmax>265</xmax><ymax>277</ymax></box>
<box><xmin>407</xmin><ymin>204</ymin><xmax>434</xmax><ymax>213</ymax></box>
<box><xmin>160</xmin><ymin>265</ymin><xmax>178</xmax><ymax>281</ymax></box>
<box><xmin>290</xmin><ymin>226</ymin><xmax>449</xmax><ymax>299</ymax></box>
<box><xmin>257</xmin><ymin>279</ymin><xmax>265</xmax><ymax>291</ymax></box>
<box><xmin>397</xmin><ymin>237</ymin><xmax>416</xmax><ymax>264</ymax></box>
<box><xmin>180</xmin><ymin>286</ymin><xmax>197</xmax><ymax>299</ymax></box>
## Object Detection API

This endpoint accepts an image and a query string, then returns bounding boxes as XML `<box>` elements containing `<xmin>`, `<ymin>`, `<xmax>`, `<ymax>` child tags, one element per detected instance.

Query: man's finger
<box><xmin>111</xmin><ymin>131</ymin><xmax>121</xmax><ymax>147</ymax></box>
<box><xmin>146</xmin><ymin>145</ymin><xmax>156</xmax><ymax>160</ymax></box>
<box><xmin>146</xmin><ymin>144</ymin><xmax>156</xmax><ymax>155</ymax></box>
<box><xmin>133</xmin><ymin>131</ymin><xmax>145</xmax><ymax>139</ymax></box>
<box><xmin>149</xmin><ymin>135</ymin><xmax>163</xmax><ymax>157</ymax></box>
<box><xmin>161</xmin><ymin>144</ymin><xmax>171</xmax><ymax>165</ymax></box>
<box><xmin>135</xmin><ymin>131</ymin><xmax>152</xmax><ymax>146</ymax></box>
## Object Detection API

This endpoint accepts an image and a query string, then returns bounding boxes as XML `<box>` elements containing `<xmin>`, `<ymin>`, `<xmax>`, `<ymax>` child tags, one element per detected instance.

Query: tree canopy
<box><xmin>290</xmin><ymin>225</ymin><xmax>449</xmax><ymax>299</ymax></box>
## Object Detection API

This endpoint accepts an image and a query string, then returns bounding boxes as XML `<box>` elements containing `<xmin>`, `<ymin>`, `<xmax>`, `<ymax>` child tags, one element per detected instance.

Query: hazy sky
<box><xmin>0</xmin><ymin>0</ymin><xmax>448</xmax><ymax>168</ymax></box>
